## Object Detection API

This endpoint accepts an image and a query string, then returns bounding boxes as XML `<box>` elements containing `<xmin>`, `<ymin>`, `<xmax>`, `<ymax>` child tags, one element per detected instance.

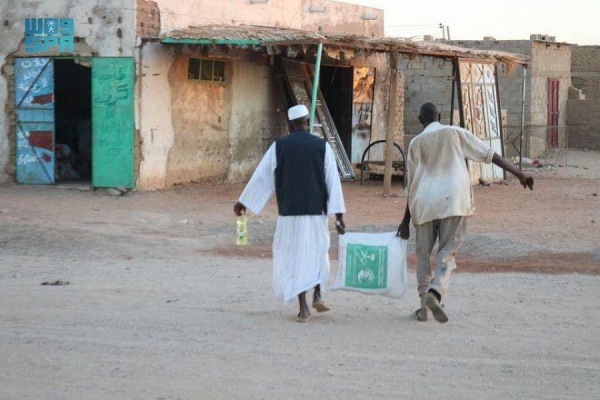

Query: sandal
<box><xmin>296</xmin><ymin>313</ymin><xmax>312</xmax><ymax>322</ymax></box>
<box><xmin>413</xmin><ymin>308</ymin><xmax>429</xmax><ymax>321</ymax></box>
<box><xmin>424</xmin><ymin>292</ymin><xmax>449</xmax><ymax>323</ymax></box>
<box><xmin>312</xmin><ymin>301</ymin><xmax>330</xmax><ymax>313</ymax></box>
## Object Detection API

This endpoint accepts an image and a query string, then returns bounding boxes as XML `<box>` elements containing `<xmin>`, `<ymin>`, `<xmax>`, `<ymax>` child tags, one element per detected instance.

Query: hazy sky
<box><xmin>343</xmin><ymin>0</ymin><xmax>598</xmax><ymax>45</ymax></box>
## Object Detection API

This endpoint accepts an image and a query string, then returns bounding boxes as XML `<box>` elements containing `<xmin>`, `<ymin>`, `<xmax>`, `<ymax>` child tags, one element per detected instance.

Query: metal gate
<box><xmin>280</xmin><ymin>59</ymin><xmax>355</xmax><ymax>180</ymax></box>
<box><xmin>15</xmin><ymin>57</ymin><xmax>55</xmax><ymax>184</ymax></box>
<box><xmin>456</xmin><ymin>60</ymin><xmax>505</xmax><ymax>184</ymax></box>
<box><xmin>91</xmin><ymin>57</ymin><xmax>135</xmax><ymax>188</ymax></box>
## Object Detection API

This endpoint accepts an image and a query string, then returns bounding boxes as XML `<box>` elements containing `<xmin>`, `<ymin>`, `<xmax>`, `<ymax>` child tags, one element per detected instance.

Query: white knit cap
<box><xmin>287</xmin><ymin>104</ymin><xmax>309</xmax><ymax>121</ymax></box>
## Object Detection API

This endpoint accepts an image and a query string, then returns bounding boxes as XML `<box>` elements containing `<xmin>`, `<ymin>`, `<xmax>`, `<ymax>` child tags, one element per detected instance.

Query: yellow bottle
<box><xmin>236</xmin><ymin>213</ymin><xmax>248</xmax><ymax>246</ymax></box>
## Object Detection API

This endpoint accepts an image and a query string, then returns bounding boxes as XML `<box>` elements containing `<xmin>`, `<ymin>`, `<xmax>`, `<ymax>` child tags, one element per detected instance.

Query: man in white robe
<box><xmin>234</xmin><ymin>105</ymin><xmax>346</xmax><ymax>322</ymax></box>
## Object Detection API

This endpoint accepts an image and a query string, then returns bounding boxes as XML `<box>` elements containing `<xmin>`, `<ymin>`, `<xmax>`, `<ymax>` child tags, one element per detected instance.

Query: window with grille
<box><xmin>188</xmin><ymin>58</ymin><xmax>226</xmax><ymax>82</ymax></box>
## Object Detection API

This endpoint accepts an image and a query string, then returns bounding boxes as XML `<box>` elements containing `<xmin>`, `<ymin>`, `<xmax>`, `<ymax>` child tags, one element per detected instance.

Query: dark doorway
<box><xmin>54</xmin><ymin>59</ymin><xmax>92</xmax><ymax>182</ymax></box>
<box><xmin>320</xmin><ymin>65</ymin><xmax>353</xmax><ymax>157</ymax></box>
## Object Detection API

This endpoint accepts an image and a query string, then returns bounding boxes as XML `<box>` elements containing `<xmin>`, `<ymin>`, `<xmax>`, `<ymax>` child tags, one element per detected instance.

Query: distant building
<box><xmin>446</xmin><ymin>36</ymin><xmax>572</xmax><ymax>158</ymax></box>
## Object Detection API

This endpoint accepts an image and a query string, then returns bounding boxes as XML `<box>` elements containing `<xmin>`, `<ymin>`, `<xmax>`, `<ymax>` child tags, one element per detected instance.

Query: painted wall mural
<box><xmin>458</xmin><ymin>61</ymin><xmax>504</xmax><ymax>183</ymax></box>
<box><xmin>351</xmin><ymin>67</ymin><xmax>375</xmax><ymax>163</ymax></box>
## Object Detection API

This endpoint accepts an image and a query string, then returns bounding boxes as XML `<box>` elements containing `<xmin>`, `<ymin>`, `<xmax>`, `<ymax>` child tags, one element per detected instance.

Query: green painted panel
<box><xmin>92</xmin><ymin>57</ymin><xmax>135</xmax><ymax>188</ymax></box>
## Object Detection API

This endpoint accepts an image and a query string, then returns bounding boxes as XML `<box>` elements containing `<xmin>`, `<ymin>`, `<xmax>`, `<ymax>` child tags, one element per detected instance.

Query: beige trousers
<box><xmin>415</xmin><ymin>216</ymin><xmax>468</xmax><ymax>301</ymax></box>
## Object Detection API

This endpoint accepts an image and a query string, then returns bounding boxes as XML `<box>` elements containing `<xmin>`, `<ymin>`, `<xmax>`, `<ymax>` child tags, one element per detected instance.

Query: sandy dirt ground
<box><xmin>0</xmin><ymin>150</ymin><xmax>599</xmax><ymax>399</ymax></box>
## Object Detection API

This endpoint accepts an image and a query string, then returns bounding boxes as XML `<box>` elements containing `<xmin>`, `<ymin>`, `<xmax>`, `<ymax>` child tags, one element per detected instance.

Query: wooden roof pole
<box><xmin>383</xmin><ymin>51</ymin><xmax>399</xmax><ymax>196</ymax></box>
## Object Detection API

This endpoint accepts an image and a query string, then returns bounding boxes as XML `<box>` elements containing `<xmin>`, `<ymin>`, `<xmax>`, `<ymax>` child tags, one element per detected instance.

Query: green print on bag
<box><xmin>345</xmin><ymin>244</ymin><xmax>388</xmax><ymax>289</ymax></box>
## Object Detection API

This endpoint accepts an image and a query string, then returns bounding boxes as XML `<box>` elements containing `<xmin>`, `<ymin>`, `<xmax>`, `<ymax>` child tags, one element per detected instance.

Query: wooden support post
<box><xmin>383</xmin><ymin>52</ymin><xmax>399</xmax><ymax>196</ymax></box>
<box><xmin>519</xmin><ymin>66</ymin><xmax>527</xmax><ymax>170</ymax></box>
<box><xmin>309</xmin><ymin>43</ymin><xmax>323</xmax><ymax>133</ymax></box>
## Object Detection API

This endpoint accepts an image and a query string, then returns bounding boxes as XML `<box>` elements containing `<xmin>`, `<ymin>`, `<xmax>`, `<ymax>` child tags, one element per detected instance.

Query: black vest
<box><xmin>275</xmin><ymin>131</ymin><xmax>328</xmax><ymax>216</ymax></box>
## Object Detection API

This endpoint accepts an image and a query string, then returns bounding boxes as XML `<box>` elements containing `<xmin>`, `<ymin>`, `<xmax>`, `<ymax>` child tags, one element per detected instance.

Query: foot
<box><xmin>312</xmin><ymin>301</ymin><xmax>330</xmax><ymax>313</ymax></box>
<box><xmin>296</xmin><ymin>310</ymin><xmax>312</xmax><ymax>322</ymax></box>
<box><xmin>424</xmin><ymin>292</ymin><xmax>448</xmax><ymax>323</ymax></box>
<box><xmin>413</xmin><ymin>308</ymin><xmax>429</xmax><ymax>321</ymax></box>
<box><xmin>297</xmin><ymin>291</ymin><xmax>311</xmax><ymax>322</ymax></box>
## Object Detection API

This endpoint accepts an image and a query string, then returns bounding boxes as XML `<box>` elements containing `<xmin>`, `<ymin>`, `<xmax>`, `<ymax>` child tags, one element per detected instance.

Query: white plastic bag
<box><xmin>330</xmin><ymin>231</ymin><xmax>408</xmax><ymax>298</ymax></box>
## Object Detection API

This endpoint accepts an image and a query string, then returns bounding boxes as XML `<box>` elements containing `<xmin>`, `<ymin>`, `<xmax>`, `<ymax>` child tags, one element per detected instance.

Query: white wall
<box><xmin>137</xmin><ymin>42</ymin><xmax>175</xmax><ymax>189</ymax></box>
<box><xmin>153</xmin><ymin>0</ymin><xmax>383</xmax><ymax>37</ymax></box>
<box><xmin>227</xmin><ymin>59</ymin><xmax>281</xmax><ymax>182</ymax></box>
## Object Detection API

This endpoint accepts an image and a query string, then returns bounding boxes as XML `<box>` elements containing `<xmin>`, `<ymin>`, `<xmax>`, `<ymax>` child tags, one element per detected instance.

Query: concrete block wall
<box><xmin>567</xmin><ymin>99</ymin><xmax>600</xmax><ymax>150</ymax></box>
<box><xmin>398</xmin><ymin>54</ymin><xmax>453</xmax><ymax>148</ymax></box>
<box><xmin>571</xmin><ymin>45</ymin><xmax>600</xmax><ymax>99</ymax></box>
<box><xmin>530</xmin><ymin>42</ymin><xmax>571</xmax><ymax>126</ymax></box>
<box><xmin>527</xmin><ymin>41</ymin><xmax>571</xmax><ymax>157</ymax></box>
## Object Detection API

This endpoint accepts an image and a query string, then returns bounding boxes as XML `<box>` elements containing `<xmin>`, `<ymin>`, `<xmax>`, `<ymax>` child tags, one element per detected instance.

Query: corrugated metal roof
<box><xmin>158</xmin><ymin>25</ymin><xmax>528</xmax><ymax>65</ymax></box>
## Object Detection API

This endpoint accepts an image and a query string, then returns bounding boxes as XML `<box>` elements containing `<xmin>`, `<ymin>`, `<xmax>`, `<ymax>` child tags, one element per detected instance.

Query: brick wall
<box><xmin>567</xmin><ymin>99</ymin><xmax>600</xmax><ymax>150</ymax></box>
<box><xmin>571</xmin><ymin>45</ymin><xmax>600</xmax><ymax>99</ymax></box>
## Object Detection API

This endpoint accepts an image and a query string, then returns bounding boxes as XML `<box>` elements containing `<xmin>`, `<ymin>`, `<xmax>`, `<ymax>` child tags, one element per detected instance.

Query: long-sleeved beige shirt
<box><xmin>406</xmin><ymin>122</ymin><xmax>494</xmax><ymax>226</ymax></box>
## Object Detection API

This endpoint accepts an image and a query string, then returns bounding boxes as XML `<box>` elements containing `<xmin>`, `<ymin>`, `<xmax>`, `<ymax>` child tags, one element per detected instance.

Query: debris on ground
<box><xmin>41</xmin><ymin>280</ymin><xmax>70</xmax><ymax>286</ymax></box>
<box><xmin>107</xmin><ymin>188</ymin><xmax>124</xmax><ymax>197</ymax></box>
<box><xmin>107</xmin><ymin>187</ymin><xmax>130</xmax><ymax>197</ymax></box>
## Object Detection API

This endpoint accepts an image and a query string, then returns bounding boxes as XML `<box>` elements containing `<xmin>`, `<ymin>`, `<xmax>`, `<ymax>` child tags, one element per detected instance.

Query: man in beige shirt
<box><xmin>398</xmin><ymin>102</ymin><xmax>534</xmax><ymax>323</ymax></box>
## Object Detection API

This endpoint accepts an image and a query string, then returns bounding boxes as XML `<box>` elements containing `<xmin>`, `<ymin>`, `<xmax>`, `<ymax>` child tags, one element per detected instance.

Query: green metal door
<box><xmin>92</xmin><ymin>57</ymin><xmax>134</xmax><ymax>188</ymax></box>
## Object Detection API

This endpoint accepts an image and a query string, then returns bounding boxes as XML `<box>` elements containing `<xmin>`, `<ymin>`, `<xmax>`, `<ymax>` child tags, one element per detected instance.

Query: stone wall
<box><xmin>137</xmin><ymin>0</ymin><xmax>161</xmax><ymax>38</ymax></box>
<box><xmin>571</xmin><ymin>45</ymin><xmax>600</xmax><ymax>100</ymax></box>
<box><xmin>567</xmin><ymin>99</ymin><xmax>600</xmax><ymax>150</ymax></box>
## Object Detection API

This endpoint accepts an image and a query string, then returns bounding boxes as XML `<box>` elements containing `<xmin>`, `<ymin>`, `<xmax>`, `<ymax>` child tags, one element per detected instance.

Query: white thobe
<box><xmin>406</xmin><ymin>122</ymin><xmax>494</xmax><ymax>225</ymax></box>
<box><xmin>239</xmin><ymin>142</ymin><xmax>346</xmax><ymax>304</ymax></box>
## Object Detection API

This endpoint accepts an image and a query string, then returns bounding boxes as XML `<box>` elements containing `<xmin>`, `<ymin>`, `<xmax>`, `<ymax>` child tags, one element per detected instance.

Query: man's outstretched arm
<box><xmin>492</xmin><ymin>154</ymin><xmax>534</xmax><ymax>190</ymax></box>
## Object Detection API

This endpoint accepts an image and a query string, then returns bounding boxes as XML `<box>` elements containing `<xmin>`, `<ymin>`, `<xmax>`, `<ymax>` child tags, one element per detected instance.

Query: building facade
<box><xmin>446</xmin><ymin>36</ymin><xmax>572</xmax><ymax>158</ymax></box>
<box><xmin>0</xmin><ymin>0</ymin><xmax>385</xmax><ymax>189</ymax></box>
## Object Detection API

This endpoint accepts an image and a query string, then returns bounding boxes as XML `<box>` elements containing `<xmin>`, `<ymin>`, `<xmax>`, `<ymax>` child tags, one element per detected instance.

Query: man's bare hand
<box><xmin>397</xmin><ymin>222</ymin><xmax>410</xmax><ymax>240</ymax></box>
<box><xmin>519</xmin><ymin>174</ymin><xmax>534</xmax><ymax>190</ymax></box>
<box><xmin>233</xmin><ymin>202</ymin><xmax>246</xmax><ymax>216</ymax></box>
<box><xmin>335</xmin><ymin>214</ymin><xmax>346</xmax><ymax>235</ymax></box>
